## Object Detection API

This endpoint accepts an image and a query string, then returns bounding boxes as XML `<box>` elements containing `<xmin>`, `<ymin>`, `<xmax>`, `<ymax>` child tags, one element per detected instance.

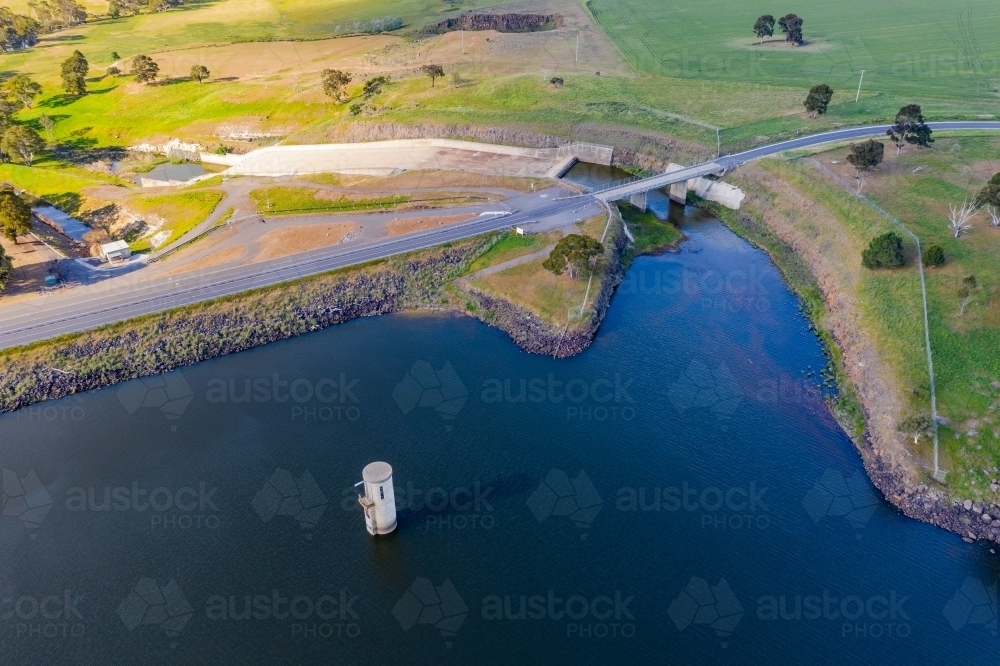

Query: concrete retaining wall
<box><xmin>666</xmin><ymin>163</ymin><xmax>745</xmax><ymax>210</ymax></box>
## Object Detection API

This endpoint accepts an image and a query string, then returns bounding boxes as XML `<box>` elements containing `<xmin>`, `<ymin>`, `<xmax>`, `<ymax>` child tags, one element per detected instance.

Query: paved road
<box><xmin>5</xmin><ymin>121</ymin><xmax>1000</xmax><ymax>349</ymax></box>
<box><xmin>0</xmin><ymin>191</ymin><xmax>600</xmax><ymax>349</ymax></box>
<box><xmin>597</xmin><ymin>121</ymin><xmax>1000</xmax><ymax>202</ymax></box>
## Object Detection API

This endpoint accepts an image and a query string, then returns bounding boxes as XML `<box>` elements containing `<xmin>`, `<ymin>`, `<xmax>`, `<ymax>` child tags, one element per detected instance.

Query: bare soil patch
<box><xmin>386</xmin><ymin>214</ymin><xmax>474</xmax><ymax>237</ymax></box>
<box><xmin>0</xmin><ymin>235</ymin><xmax>58</xmax><ymax>299</ymax></box>
<box><xmin>250</xmin><ymin>222</ymin><xmax>361</xmax><ymax>263</ymax></box>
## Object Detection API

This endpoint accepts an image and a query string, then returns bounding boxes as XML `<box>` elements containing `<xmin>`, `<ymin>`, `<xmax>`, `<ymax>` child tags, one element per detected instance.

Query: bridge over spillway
<box><xmin>592</xmin><ymin>162</ymin><xmax>725</xmax><ymax>209</ymax></box>
<box><xmin>591</xmin><ymin>120</ymin><xmax>1000</xmax><ymax>209</ymax></box>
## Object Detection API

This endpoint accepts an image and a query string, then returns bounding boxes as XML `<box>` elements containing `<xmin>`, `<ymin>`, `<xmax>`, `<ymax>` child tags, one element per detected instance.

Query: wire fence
<box><xmin>807</xmin><ymin>158</ymin><xmax>942</xmax><ymax>479</ymax></box>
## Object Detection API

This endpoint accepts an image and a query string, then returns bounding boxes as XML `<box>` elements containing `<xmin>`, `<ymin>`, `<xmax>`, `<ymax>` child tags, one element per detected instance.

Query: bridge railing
<box><xmin>586</xmin><ymin>175</ymin><xmax>643</xmax><ymax>195</ymax></box>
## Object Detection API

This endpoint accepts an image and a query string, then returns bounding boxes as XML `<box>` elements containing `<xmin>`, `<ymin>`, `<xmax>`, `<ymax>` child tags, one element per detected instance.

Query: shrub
<box><xmin>861</xmin><ymin>231</ymin><xmax>905</xmax><ymax>269</ymax></box>
<box><xmin>922</xmin><ymin>244</ymin><xmax>944</xmax><ymax>267</ymax></box>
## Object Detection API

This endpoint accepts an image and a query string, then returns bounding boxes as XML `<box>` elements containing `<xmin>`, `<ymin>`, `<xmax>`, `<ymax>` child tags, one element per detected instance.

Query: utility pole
<box><xmin>461</xmin><ymin>30</ymin><xmax>465</xmax><ymax>54</ymax></box>
<box><xmin>855</xmin><ymin>69</ymin><xmax>866</xmax><ymax>102</ymax></box>
<box><xmin>575</xmin><ymin>34</ymin><xmax>579</xmax><ymax>63</ymax></box>
<box><xmin>716</xmin><ymin>128</ymin><xmax>721</xmax><ymax>159</ymax></box>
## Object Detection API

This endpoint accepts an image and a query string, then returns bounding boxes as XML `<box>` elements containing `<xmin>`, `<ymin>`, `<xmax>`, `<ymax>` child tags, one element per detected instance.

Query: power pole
<box><xmin>575</xmin><ymin>34</ymin><xmax>579</xmax><ymax>63</ymax></box>
<box><xmin>462</xmin><ymin>30</ymin><xmax>465</xmax><ymax>54</ymax></box>
<box><xmin>716</xmin><ymin>128</ymin><xmax>721</xmax><ymax>159</ymax></box>
<box><xmin>855</xmin><ymin>69</ymin><xmax>866</xmax><ymax>102</ymax></box>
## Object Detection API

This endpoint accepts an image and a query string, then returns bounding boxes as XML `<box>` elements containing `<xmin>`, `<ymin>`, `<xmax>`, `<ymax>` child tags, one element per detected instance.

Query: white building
<box><xmin>358</xmin><ymin>462</ymin><xmax>397</xmax><ymax>536</ymax></box>
<box><xmin>100</xmin><ymin>240</ymin><xmax>131</xmax><ymax>263</ymax></box>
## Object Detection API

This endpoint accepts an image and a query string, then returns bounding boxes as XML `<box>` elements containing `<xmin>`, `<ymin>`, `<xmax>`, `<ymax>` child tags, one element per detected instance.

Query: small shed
<box><xmin>100</xmin><ymin>240</ymin><xmax>131</xmax><ymax>263</ymax></box>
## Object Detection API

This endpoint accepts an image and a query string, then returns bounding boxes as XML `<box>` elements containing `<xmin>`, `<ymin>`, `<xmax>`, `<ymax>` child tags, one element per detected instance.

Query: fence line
<box><xmin>808</xmin><ymin>159</ymin><xmax>942</xmax><ymax>479</ymax></box>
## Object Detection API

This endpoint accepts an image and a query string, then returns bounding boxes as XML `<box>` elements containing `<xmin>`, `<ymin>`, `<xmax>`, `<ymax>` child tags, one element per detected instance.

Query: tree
<box><xmin>986</xmin><ymin>205</ymin><xmax>1000</xmax><ymax>229</ymax></box>
<box><xmin>111</xmin><ymin>51</ymin><xmax>120</xmax><ymax>61</ymax></box>
<box><xmin>5</xmin><ymin>73</ymin><xmax>41</xmax><ymax>108</ymax></box>
<box><xmin>0</xmin><ymin>8</ymin><xmax>40</xmax><ymax>52</ymax></box>
<box><xmin>321</xmin><ymin>69</ymin><xmax>351</xmax><ymax>101</ymax></box>
<box><xmin>2</xmin><ymin>125</ymin><xmax>43</xmax><ymax>166</ymax></box>
<box><xmin>803</xmin><ymin>84</ymin><xmax>833</xmax><ymax>118</ymax></box>
<box><xmin>422</xmin><ymin>64</ymin><xmax>444</xmax><ymax>87</ymax></box>
<box><xmin>190</xmin><ymin>64</ymin><xmax>209</xmax><ymax>83</ymax></box>
<box><xmin>922</xmin><ymin>244</ymin><xmax>945</xmax><ymax>267</ymax></box>
<box><xmin>542</xmin><ymin>233</ymin><xmax>604</xmax><ymax>278</ymax></box>
<box><xmin>60</xmin><ymin>50</ymin><xmax>88</xmax><ymax>95</ymax></box>
<box><xmin>846</xmin><ymin>139</ymin><xmax>884</xmax><ymax>176</ymax></box>
<box><xmin>899</xmin><ymin>413</ymin><xmax>933</xmax><ymax>445</ymax></box>
<box><xmin>0</xmin><ymin>189</ymin><xmax>31</xmax><ymax>243</ymax></box>
<box><xmin>362</xmin><ymin>75</ymin><xmax>389</xmax><ymax>98</ymax></box>
<box><xmin>0</xmin><ymin>100</ymin><xmax>16</xmax><ymax>135</ymax></box>
<box><xmin>28</xmin><ymin>0</ymin><xmax>86</xmax><ymax>31</ymax></box>
<box><xmin>130</xmin><ymin>54</ymin><xmax>159</xmax><ymax>84</ymax></box>
<box><xmin>753</xmin><ymin>15</ymin><xmax>774</xmax><ymax>44</ymax></box>
<box><xmin>549</xmin><ymin>76</ymin><xmax>564</xmax><ymax>87</ymax></box>
<box><xmin>778</xmin><ymin>14</ymin><xmax>803</xmax><ymax>45</ymax></box>
<box><xmin>0</xmin><ymin>242</ymin><xmax>11</xmax><ymax>290</ymax></box>
<box><xmin>106</xmin><ymin>65</ymin><xmax>120</xmax><ymax>77</ymax></box>
<box><xmin>861</xmin><ymin>231</ymin><xmax>905</xmax><ymax>269</ymax></box>
<box><xmin>948</xmin><ymin>198</ymin><xmax>979</xmax><ymax>238</ymax></box>
<box><xmin>977</xmin><ymin>173</ymin><xmax>1000</xmax><ymax>208</ymax></box>
<box><xmin>38</xmin><ymin>113</ymin><xmax>54</xmax><ymax>142</ymax></box>
<box><xmin>886</xmin><ymin>104</ymin><xmax>933</xmax><ymax>154</ymax></box>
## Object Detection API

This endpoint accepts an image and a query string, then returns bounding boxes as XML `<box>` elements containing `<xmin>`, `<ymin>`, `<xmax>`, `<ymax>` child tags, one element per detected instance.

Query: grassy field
<box><xmin>466</xmin><ymin>230</ymin><xmax>555</xmax><ymax>273</ymax></box>
<box><xmin>248</xmin><ymin>186</ymin><xmax>409</xmax><ymax>215</ymax></box>
<box><xmin>582</xmin><ymin>0</ymin><xmax>1000</xmax><ymax>150</ymax></box>
<box><xmin>586</xmin><ymin>0</ymin><xmax>1000</xmax><ymax>101</ymax></box>
<box><xmin>469</xmin><ymin>215</ymin><xmax>608</xmax><ymax>325</ymax></box>
<box><xmin>125</xmin><ymin>190</ymin><xmax>225</xmax><ymax>251</ymax></box>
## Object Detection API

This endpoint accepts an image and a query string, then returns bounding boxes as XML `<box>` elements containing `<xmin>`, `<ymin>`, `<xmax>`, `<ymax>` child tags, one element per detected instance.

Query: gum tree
<box><xmin>753</xmin><ymin>15</ymin><xmax>774</xmax><ymax>44</ymax></box>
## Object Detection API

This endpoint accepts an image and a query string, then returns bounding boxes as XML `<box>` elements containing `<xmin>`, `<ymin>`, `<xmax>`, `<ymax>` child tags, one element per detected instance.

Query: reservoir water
<box><xmin>2</xmin><ymin>205</ymin><xmax>999</xmax><ymax>664</ymax></box>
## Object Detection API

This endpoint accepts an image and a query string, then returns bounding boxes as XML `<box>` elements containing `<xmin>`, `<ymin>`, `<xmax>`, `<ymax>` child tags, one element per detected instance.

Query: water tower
<box><xmin>357</xmin><ymin>462</ymin><xmax>397</xmax><ymax>536</ymax></box>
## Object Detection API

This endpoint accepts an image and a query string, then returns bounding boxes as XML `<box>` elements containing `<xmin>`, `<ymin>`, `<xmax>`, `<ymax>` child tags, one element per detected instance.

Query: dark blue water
<box><xmin>2</xmin><ymin>208</ymin><xmax>999</xmax><ymax>664</ymax></box>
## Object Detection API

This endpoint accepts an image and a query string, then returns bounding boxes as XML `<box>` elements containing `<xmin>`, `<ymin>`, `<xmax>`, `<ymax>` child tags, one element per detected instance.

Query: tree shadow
<box><xmin>45</xmin><ymin>192</ymin><xmax>82</xmax><ymax>214</ymax></box>
<box><xmin>45</xmin><ymin>34</ymin><xmax>85</xmax><ymax>42</ymax></box>
<box><xmin>39</xmin><ymin>95</ymin><xmax>81</xmax><ymax>109</ymax></box>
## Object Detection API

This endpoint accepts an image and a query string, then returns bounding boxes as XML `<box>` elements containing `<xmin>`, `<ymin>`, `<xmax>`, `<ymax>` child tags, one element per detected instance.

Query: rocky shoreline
<box><xmin>460</xmin><ymin>210</ymin><xmax>628</xmax><ymax>358</ymax></box>
<box><xmin>861</xmin><ymin>442</ymin><xmax>1000</xmax><ymax>544</ymax></box>
<box><xmin>0</xmin><ymin>217</ymin><xmax>627</xmax><ymax>414</ymax></box>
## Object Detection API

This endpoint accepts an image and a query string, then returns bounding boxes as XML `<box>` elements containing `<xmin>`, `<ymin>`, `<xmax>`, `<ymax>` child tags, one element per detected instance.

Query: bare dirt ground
<box><xmin>248</xmin><ymin>222</ymin><xmax>361</xmax><ymax>263</ymax></box>
<box><xmin>0</xmin><ymin>221</ymin><xmax>85</xmax><ymax>302</ymax></box>
<box><xmin>1</xmin><ymin>237</ymin><xmax>57</xmax><ymax>298</ymax></box>
<box><xmin>152</xmin><ymin>0</ymin><xmax>629</xmax><ymax>86</ymax></box>
<box><xmin>386</xmin><ymin>214</ymin><xmax>475</xmax><ymax>236</ymax></box>
<box><xmin>733</xmin><ymin>162</ymin><xmax>912</xmax><ymax>472</ymax></box>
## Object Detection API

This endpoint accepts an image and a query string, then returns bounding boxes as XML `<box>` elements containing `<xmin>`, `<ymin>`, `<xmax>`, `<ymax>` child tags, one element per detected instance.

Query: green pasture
<box><xmin>586</xmin><ymin>0</ymin><xmax>1000</xmax><ymax>103</ymax></box>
